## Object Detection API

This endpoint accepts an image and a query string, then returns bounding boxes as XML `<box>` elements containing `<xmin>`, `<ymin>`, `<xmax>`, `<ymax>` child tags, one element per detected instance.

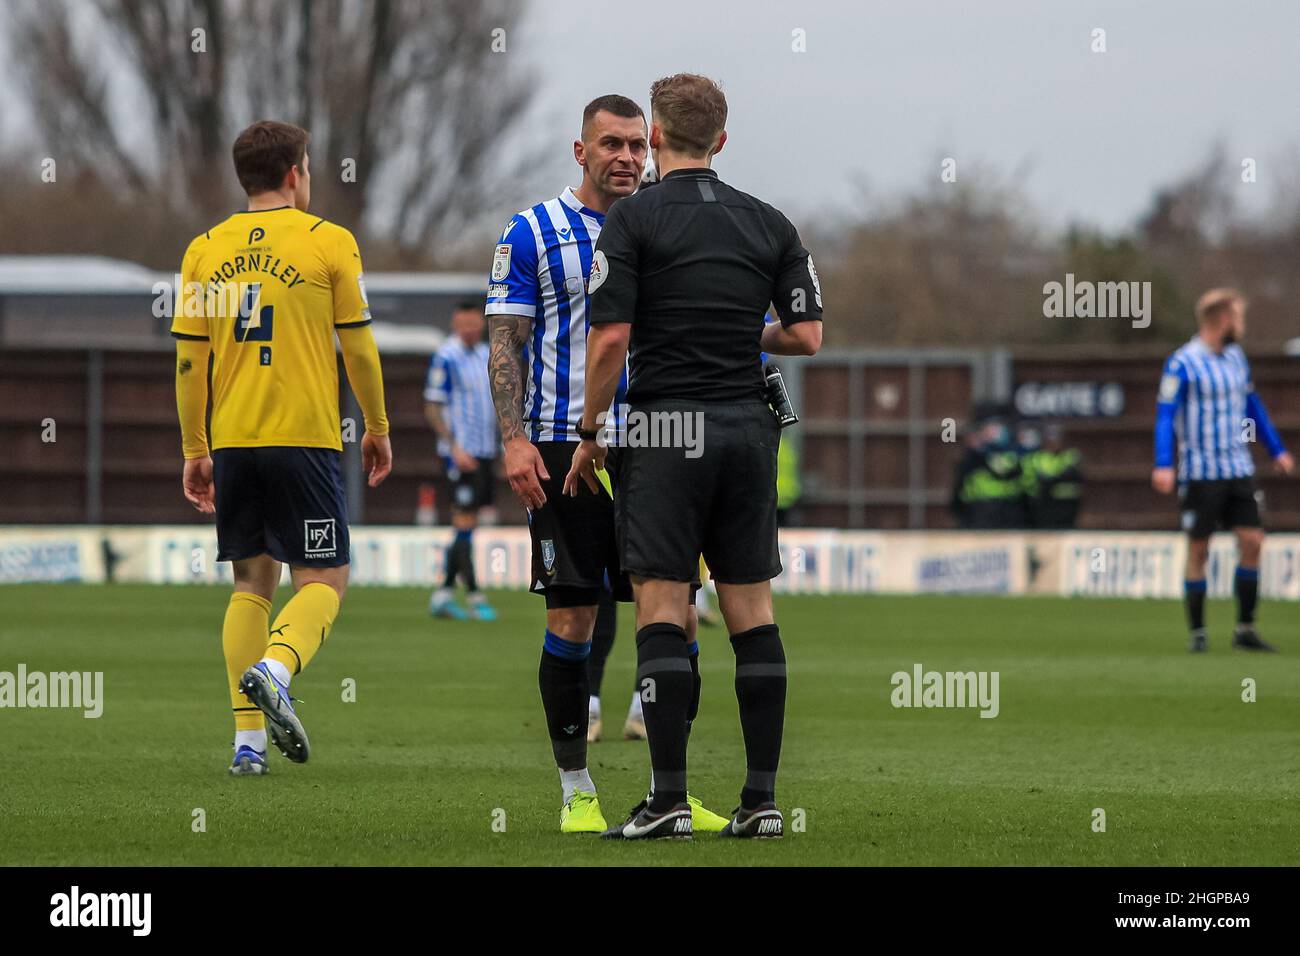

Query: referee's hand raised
<box><xmin>504</xmin><ymin>435</ymin><xmax>549</xmax><ymax>510</ymax></box>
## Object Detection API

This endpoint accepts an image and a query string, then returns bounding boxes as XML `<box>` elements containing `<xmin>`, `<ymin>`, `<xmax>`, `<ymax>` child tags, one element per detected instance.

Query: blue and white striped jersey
<box><xmin>424</xmin><ymin>336</ymin><xmax>498</xmax><ymax>460</ymax></box>
<box><xmin>1154</xmin><ymin>336</ymin><xmax>1276</xmax><ymax>481</ymax></box>
<box><xmin>484</xmin><ymin>187</ymin><xmax>628</xmax><ymax>443</ymax></box>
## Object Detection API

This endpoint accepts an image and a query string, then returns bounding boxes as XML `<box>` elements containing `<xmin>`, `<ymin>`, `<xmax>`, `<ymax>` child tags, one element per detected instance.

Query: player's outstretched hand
<box><xmin>362</xmin><ymin>432</ymin><xmax>392</xmax><ymax>487</ymax></box>
<box><xmin>182</xmin><ymin>457</ymin><xmax>215</xmax><ymax>513</ymax></box>
<box><xmin>563</xmin><ymin>438</ymin><xmax>606</xmax><ymax>498</ymax></box>
<box><xmin>1151</xmin><ymin>466</ymin><xmax>1176</xmax><ymax>495</ymax></box>
<box><xmin>504</xmin><ymin>436</ymin><xmax>549</xmax><ymax>510</ymax></box>
<box><xmin>1277</xmin><ymin>451</ymin><xmax>1295</xmax><ymax>476</ymax></box>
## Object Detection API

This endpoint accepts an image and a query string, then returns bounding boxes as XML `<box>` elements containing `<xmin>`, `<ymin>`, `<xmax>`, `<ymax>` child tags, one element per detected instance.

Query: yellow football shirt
<box><xmin>170</xmin><ymin>206</ymin><xmax>371</xmax><ymax>451</ymax></box>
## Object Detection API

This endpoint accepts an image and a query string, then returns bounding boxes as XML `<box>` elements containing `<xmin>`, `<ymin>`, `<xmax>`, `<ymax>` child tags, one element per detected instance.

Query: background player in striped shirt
<box><xmin>172</xmin><ymin>121</ymin><xmax>392</xmax><ymax>774</ymax></box>
<box><xmin>485</xmin><ymin>95</ymin><xmax>726</xmax><ymax>834</ymax></box>
<box><xmin>425</xmin><ymin>302</ymin><xmax>499</xmax><ymax>622</ymax></box>
<box><xmin>1152</xmin><ymin>288</ymin><xmax>1293</xmax><ymax>652</ymax></box>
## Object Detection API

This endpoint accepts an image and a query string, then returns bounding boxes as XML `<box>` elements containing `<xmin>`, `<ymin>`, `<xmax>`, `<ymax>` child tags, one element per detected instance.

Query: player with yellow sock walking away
<box><xmin>172</xmin><ymin>120</ymin><xmax>392</xmax><ymax>774</ymax></box>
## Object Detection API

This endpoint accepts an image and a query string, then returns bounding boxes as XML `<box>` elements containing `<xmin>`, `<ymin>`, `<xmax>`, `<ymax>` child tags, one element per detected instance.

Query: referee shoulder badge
<box><xmin>587</xmin><ymin>250</ymin><xmax>608</xmax><ymax>293</ymax></box>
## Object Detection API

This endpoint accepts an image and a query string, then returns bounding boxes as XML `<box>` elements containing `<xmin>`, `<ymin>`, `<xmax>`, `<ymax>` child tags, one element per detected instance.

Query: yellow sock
<box><xmin>224</xmin><ymin>592</ymin><xmax>271</xmax><ymax>732</ymax></box>
<box><xmin>265</xmin><ymin>582</ymin><xmax>340</xmax><ymax>677</ymax></box>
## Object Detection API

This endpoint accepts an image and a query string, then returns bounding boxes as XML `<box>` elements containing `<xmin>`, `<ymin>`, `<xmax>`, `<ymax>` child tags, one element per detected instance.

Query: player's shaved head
<box><xmin>574</xmin><ymin>96</ymin><xmax>647</xmax><ymax>208</ymax></box>
<box><xmin>581</xmin><ymin>94</ymin><xmax>644</xmax><ymax>139</ymax></box>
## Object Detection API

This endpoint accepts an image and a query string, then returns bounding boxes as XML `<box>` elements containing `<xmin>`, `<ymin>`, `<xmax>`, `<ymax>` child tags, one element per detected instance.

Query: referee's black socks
<box><xmin>635</xmin><ymin>623</ymin><xmax>693</xmax><ymax>812</ymax></box>
<box><xmin>731</xmin><ymin>623</ymin><xmax>787</xmax><ymax>810</ymax></box>
<box><xmin>538</xmin><ymin>630</ymin><xmax>590</xmax><ymax>771</ymax></box>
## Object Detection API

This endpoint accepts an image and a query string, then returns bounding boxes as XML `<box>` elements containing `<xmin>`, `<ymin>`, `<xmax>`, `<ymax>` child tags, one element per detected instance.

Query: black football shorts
<box><xmin>527</xmin><ymin>441</ymin><xmax>632</xmax><ymax>607</ymax></box>
<box><xmin>616</xmin><ymin>400</ymin><xmax>782</xmax><ymax>584</ymax></box>
<box><xmin>447</xmin><ymin>456</ymin><xmax>496</xmax><ymax>512</ymax></box>
<box><xmin>213</xmin><ymin>446</ymin><xmax>350</xmax><ymax>568</ymax></box>
<box><xmin>1179</xmin><ymin>477</ymin><xmax>1262</xmax><ymax>539</ymax></box>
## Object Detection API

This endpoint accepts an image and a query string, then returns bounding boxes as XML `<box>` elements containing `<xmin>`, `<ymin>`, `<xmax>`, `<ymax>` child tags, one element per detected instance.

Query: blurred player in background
<box><xmin>425</xmin><ymin>302</ymin><xmax>499</xmax><ymax>622</ymax></box>
<box><xmin>172</xmin><ymin>120</ymin><xmax>392</xmax><ymax>775</ymax></box>
<box><xmin>1152</xmin><ymin>288</ymin><xmax>1293</xmax><ymax>652</ymax></box>
<box><xmin>485</xmin><ymin>95</ymin><xmax>726</xmax><ymax>834</ymax></box>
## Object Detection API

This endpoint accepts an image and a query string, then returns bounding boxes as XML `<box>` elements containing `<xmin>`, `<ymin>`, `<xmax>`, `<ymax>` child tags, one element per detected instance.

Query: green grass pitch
<box><xmin>1</xmin><ymin>584</ymin><xmax>1297</xmax><ymax>866</ymax></box>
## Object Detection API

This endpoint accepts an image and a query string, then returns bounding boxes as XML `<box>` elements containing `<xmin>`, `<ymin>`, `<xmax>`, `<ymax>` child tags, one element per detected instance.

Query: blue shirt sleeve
<box><xmin>424</xmin><ymin>353</ymin><xmax>451</xmax><ymax>404</ymax></box>
<box><xmin>1154</xmin><ymin>355</ymin><xmax>1187</xmax><ymax>468</ymax></box>
<box><xmin>1243</xmin><ymin>361</ymin><xmax>1286</xmax><ymax>457</ymax></box>
<box><xmin>485</xmin><ymin>215</ymin><xmax>539</xmax><ymax>318</ymax></box>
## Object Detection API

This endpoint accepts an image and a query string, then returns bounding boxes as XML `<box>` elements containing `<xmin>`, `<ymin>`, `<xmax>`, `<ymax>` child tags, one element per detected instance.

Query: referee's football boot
<box><xmin>229</xmin><ymin>744</ymin><xmax>269</xmax><ymax>776</ymax></box>
<box><xmin>1188</xmin><ymin>628</ymin><xmax>1208</xmax><ymax>653</ymax></box>
<box><xmin>239</xmin><ymin>663</ymin><xmax>310</xmax><ymax>763</ymax></box>
<box><xmin>600</xmin><ymin>798</ymin><xmax>693</xmax><ymax>840</ymax></box>
<box><xmin>1232</xmin><ymin>624</ymin><xmax>1277</xmax><ymax>652</ymax></box>
<box><xmin>718</xmin><ymin>803</ymin><xmax>784</xmax><ymax>839</ymax></box>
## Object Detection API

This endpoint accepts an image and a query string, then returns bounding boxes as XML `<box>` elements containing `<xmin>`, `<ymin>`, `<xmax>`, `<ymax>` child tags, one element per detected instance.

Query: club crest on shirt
<box><xmin>541</xmin><ymin>539</ymin><xmax>556</xmax><ymax>572</ymax></box>
<box><xmin>492</xmin><ymin>244</ymin><xmax>512</xmax><ymax>281</ymax></box>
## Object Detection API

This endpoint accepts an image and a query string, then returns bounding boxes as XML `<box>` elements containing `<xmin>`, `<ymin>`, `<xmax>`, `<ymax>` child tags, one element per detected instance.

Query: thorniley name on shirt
<box><xmin>165</xmin><ymin>249</ymin><xmax>307</xmax><ymax>320</ymax></box>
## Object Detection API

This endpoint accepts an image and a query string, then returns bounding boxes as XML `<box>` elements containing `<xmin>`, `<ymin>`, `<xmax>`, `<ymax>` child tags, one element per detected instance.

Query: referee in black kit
<box><xmin>563</xmin><ymin>73</ymin><xmax>824</xmax><ymax>840</ymax></box>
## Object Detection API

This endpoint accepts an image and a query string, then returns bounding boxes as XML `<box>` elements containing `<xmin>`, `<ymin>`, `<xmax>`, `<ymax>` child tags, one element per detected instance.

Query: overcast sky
<box><xmin>2</xmin><ymin>0</ymin><xmax>1295</xmax><ymax>236</ymax></box>
<box><xmin>515</xmin><ymin>0</ymin><xmax>1300</xmax><ymax>231</ymax></box>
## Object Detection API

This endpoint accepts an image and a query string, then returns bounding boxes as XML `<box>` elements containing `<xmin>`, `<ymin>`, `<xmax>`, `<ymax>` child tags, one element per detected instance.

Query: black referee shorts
<box><xmin>213</xmin><ymin>446</ymin><xmax>349</xmax><ymax>568</ymax></box>
<box><xmin>617</xmin><ymin>400</ymin><xmax>782</xmax><ymax>585</ymax></box>
<box><xmin>1179</xmin><ymin>477</ymin><xmax>1262</xmax><ymax>539</ymax></box>
<box><xmin>527</xmin><ymin>441</ymin><xmax>632</xmax><ymax>607</ymax></box>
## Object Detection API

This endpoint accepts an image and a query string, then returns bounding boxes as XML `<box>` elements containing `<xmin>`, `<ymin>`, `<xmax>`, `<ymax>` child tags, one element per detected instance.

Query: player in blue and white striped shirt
<box><xmin>1152</xmin><ymin>288</ymin><xmax>1293</xmax><ymax>652</ymax></box>
<box><xmin>425</xmin><ymin>302</ymin><xmax>499</xmax><ymax>622</ymax></box>
<box><xmin>484</xmin><ymin>95</ymin><xmax>725</xmax><ymax>835</ymax></box>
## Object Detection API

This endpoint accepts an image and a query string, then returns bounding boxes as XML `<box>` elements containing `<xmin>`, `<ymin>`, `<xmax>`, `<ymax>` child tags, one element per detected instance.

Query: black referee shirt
<box><xmin>588</xmin><ymin>167</ymin><xmax>823</xmax><ymax>404</ymax></box>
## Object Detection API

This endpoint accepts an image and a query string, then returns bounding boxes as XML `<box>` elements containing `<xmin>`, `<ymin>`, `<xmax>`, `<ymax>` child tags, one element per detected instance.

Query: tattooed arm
<box><xmin>489</xmin><ymin>314</ymin><xmax>550</xmax><ymax>509</ymax></box>
<box><xmin>489</xmin><ymin>314</ymin><xmax>530</xmax><ymax>444</ymax></box>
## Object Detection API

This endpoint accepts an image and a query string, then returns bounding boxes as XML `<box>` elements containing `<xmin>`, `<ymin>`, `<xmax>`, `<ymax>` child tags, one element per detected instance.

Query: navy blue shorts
<box><xmin>213</xmin><ymin>446</ymin><xmax>350</xmax><ymax>568</ymax></box>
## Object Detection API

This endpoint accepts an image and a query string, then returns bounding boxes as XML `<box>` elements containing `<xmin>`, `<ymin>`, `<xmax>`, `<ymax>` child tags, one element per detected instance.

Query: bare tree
<box><xmin>5</xmin><ymin>0</ymin><xmax>534</xmax><ymax>263</ymax></box>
